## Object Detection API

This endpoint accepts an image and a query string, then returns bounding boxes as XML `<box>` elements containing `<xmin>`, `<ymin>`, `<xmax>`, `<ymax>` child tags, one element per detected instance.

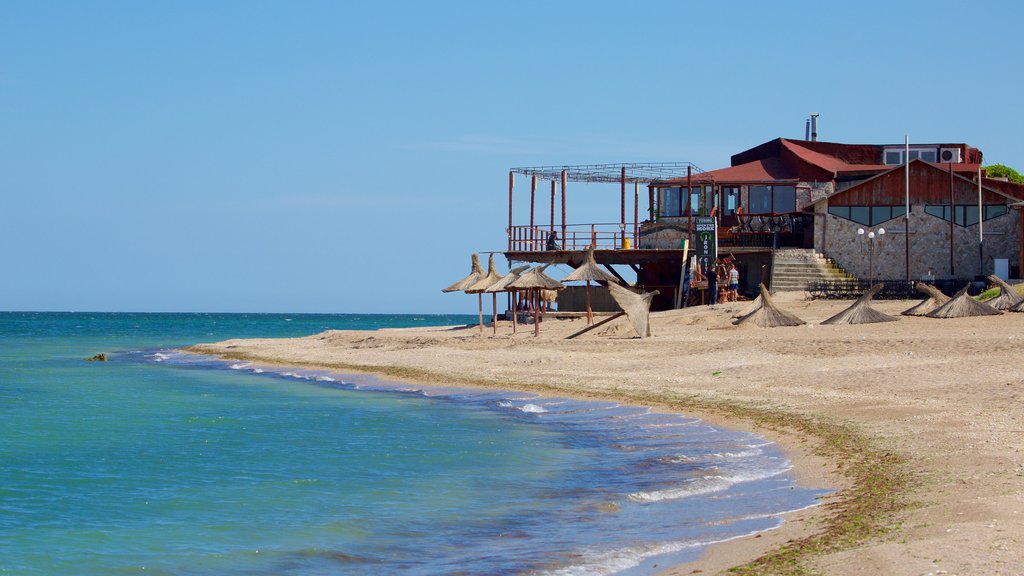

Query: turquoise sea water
<box><xmin>0</xmin><ymin>312</ymin><xmax>827</xmax><ymax>575</ymax></box>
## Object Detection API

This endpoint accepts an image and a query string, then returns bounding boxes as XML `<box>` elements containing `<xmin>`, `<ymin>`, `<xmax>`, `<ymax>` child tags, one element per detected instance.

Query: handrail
<box><xmin>508</xmin><ymin>222</ymin><xmax>640</xmax><ymax>251</ymax></box>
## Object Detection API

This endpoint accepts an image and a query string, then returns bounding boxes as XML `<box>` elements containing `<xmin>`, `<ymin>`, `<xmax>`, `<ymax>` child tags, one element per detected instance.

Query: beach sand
<box><xmin>188</xmin><ymin>294</ymin><xmax>1024</xmax><ymax>575</ymax></box>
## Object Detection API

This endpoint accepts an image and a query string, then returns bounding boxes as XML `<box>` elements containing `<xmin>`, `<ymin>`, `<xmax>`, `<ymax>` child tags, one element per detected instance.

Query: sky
<box><xmin>2</xmin><ymin>1</ymin><xmax>1022</xmax><ymax>313</ymax></box>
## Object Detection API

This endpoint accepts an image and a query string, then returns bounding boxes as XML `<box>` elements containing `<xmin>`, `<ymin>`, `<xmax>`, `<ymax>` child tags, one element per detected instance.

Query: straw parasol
<box><xmin>925</xmin><ymin>283</ymin><xmax>1001</xmax><ymax>319</ymax></box>
<box><xmin>733</xmin><ymin>284</ymin><xmax>805</xmax><ymax>328</ymax></box>
<box><xmin>733</xmin><ymin>294</ymin><xmax>762</xmax><ymax>318</ymax></box>
<box><xmin>561</xmin><ymin>245</ymin><xmax>619</xmax><ymax>325</ymax></box>
<box><xmin>902</xmin><ymin>282</ymin><xmax>951</xmax><ymax>316</ymax></box>
<box><xmin>466</xmin><ymin>255</ymin><xmax>504</xmax><ymax>334</ymax></box>
<box><xmin>821</xmin><ymin>284</ymin><xmax>898</xmax><ymax>325</ymax></box>
<box><xmin>485</xmin><ymin>264</ymin><xmax>530</xmax><ymax>334</ymax></box>
<box><xmin>509</xmin><ymin>265</ymin><xmax>565</xmax><ymax>337</ymax></box>
<box><xmin>983</xmin><ymin>275</ymin><xmax>1024</xmax><ymax>311</ymax></box>
<box><xmin>606</xmin><ymin>282</ymin><xmax>660</xmax><ymax>338</ymax></box>
<box><xmin>442</xmin><ymin>253</ymin><xmax>484</xmax><ymax>293</ymax></box>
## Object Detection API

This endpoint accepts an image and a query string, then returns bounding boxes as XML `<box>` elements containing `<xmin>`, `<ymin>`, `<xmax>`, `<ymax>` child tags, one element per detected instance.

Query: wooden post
<box><xmin>512</xmin><ymin>290</ymin><xmax>518</xmax><ymax>334</ymax></box>
<box><xmin>949</xmin><ymin>163</ymin><xmax>955</xmax><ymax>276</ymax></box>
<box><xmin>550</xmin><ymin>180</ymin><xmax>556</xmax><ymax>235</ymax></box>
<box><xmin>634</xmin><ymin>182</ymin><xmax>640</xmax><ymax>245</ymax></box>
<box><xmin>687</xmin><ymin>165</ymin><xmax>694</xmax><ymax>249</ymax></box>
<box><xmin>648</xmin><ymin>185</ymin><xmax>655</xmax><ymax>221</ymax></box>
<box><xmin>530</xmin><ymin>174</ymin><xmax>536</xmax><ymax>230</ymax></box>
<box><xmin>492</xmin><ymin>293</ymin><xmax>497</xmax><ymax>335</ymax></box>
<box><xmin>508</xmin><ymin>171</ymin><xmax>514</xmax><ymax>252</ymax></box>
<box><xmin>620</xmin><ymin>166</ymin><xmax>627</xmax><ymax>241</ymax></box>
<box><xmin>561</xmin><ymin>169</ymin><xmax>568</xmax><ymax>248</ymax></box>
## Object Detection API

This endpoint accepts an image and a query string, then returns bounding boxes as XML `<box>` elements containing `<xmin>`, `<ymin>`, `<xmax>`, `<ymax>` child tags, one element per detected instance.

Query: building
<box><xmin>501</xmin><ymin>137</ymin><xmax>1024</xmax><ymax>310</ymax></box>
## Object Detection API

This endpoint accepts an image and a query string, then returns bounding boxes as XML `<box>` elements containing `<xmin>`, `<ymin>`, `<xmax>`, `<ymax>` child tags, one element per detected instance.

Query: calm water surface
<box><xmin>0</xmin><ymin>312</ymin><xmax>827</xmax><ymax>575</ymax></box>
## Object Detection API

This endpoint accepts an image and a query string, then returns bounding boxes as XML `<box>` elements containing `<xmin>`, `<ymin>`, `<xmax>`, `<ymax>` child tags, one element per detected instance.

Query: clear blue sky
<box><xmin>2</xmin><ymin>1</ymin><xmax>1021</xmax><ymax>313</ymax></box>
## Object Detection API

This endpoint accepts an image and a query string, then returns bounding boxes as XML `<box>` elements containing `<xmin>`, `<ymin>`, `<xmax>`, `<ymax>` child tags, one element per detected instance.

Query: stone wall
<box><xmin>820</xmin><ymin>204</ymin><xmax>1020</xmax><ymax>280</ymax></box>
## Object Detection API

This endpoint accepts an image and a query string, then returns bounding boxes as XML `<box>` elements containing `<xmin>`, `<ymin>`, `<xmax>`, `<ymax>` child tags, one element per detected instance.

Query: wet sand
<box><xmin>188</xmin><ymin>294</ymin><xmax>1024</xmax><ymax>575</ymax></box>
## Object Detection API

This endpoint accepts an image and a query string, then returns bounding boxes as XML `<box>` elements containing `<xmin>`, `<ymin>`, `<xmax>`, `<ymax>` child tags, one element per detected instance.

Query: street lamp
<box><xmin>857</xmin><ymin>227</ymin><xmax>886</xmax><ymax>286</ymax></box>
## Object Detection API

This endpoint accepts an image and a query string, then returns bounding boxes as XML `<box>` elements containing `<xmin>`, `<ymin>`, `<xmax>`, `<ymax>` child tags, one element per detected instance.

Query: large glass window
<box><xmin>829</xmin><ymin>205</ymin><xmax>906</xmax><ymax>226</ymax></box>
<box><xmin>748</xmin><ymin>186</ymin><xmax>772</xmax><ymax>214</ymax></box>
<box><xmin>659</xmin><ymin>187</ymin><xmax>682</xmax><ymax>217</ymax></box>
<box><xmin>772</xmin><ymin>186</ymin><xmax>796</xmax><ymax>213</ymax></box>
<box><xmin>722</xmin><ymin>187</ymin><xmax>740</xmax><ymax>216</ymax></box>
<box><xmin>690</xmin><ymin>187</ymin><xmax>701</xmax><ymax>215</ymax></box>
<box><xmin>924</xmin><ymin>204</ymin><xmax>1009</xmax><ymax>227</ymax></box>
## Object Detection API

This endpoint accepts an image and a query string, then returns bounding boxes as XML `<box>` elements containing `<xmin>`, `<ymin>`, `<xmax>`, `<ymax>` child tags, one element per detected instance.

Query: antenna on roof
<box><xmin>810</xmin><ymin>113</ymin><xmax>819</xmax><ymax>142</ymax></box>
<box><xmin>805</xmin><ymin>118</ymin><xmax>810</xmax><ymax>140</ymax></box>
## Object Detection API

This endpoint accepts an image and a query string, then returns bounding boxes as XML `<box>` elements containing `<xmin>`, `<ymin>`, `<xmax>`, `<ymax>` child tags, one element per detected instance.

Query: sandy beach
<box><xmin>188</xmin><ymin>294</ymin><xmax>1024</xmax><ymax>575</ymax></box>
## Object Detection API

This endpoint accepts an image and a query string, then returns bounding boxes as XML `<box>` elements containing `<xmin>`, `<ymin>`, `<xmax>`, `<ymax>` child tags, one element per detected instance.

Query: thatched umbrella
<box><xmin>925</xmin><ymin>283</ymin><xmax>1001</xmax><ymax>319</ymax></box>
<box><xmin>983</xmin><ymin>275</ymin><xmax>1024</xmax><ymax>311</ymax></box>
<box><xmin>606</xmin><ymin>282</ymin><xmax>660</xmax><ymax>338</ymax></box>
<box><xmin>466</xmin><ymin>255</ymin><xmax>504</xmax><ymax>334</ymax></box>
<box><xmin>442</xmin><ymin>253</ymin><xmax>485</xmax><ymax>333</ymax></box>
<box><xmin>902</xmin><ymin>283</ymin><xmax>951</xmax><ymax>316</ymax></box>
<box><xmin>821</xmin><ymin>284</ymin><xmax>898</xmax><ymax>325</ymax></box>
<box><xmin>561</xmin><ymin>245</ymin><xmax>619</xmax><ymax>325</ymax></box>
<box><xmin>733</xmin><ymin>294</ymin><xmax>762</xmax><ymax>318</ymax></box>
<box><xmin>485</xmin><ymin>264</ymin><xmax>530</xmax><ymax>334</ymax></box>
<box><xmin>509</xmin><ymin>265</ymin><xmax>565</xmax><ymax>337</ymax></box>
<box><xmin>733</xmin><ymin>284</ymin><xmax>805</xmax><ymax>328</ymax></box>
<box><xmin>442</xmin><ymin>253</ymin><xmax>483</xmax><ymax>293</ymax></box>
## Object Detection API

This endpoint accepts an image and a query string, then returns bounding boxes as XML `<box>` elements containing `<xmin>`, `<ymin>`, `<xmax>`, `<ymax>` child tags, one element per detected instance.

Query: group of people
<box><xmin>685</xmin><ymin>255</ymin><xmax>741</xmax><ymax>305</ymax></box>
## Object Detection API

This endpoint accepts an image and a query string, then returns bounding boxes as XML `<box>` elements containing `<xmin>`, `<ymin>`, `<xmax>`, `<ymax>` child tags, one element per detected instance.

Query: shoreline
<box><xmin>180</xmin><ymin>351</ymin><xmax>835</xmax><ymax>575</ymax></box>
<box><xmin>185</xmin><ymin>295</ymin><xmax>1024</xmax><ymax>574</ymax></box>
<box><xmin>181</xmin><ymin>350</ymin><xmax>842</xmax><ymax>575</ymax></box>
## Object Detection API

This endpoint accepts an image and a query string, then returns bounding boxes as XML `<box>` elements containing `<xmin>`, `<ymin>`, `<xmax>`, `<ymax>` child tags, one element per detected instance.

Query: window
<box><xmin>722</xmin><ymin>187</ymin><xmax>740</xmax><ymax>216</ymax></box>
<box><xmin>772</xmin><ymin>186</ymin><xmax>796</xmax><ymax>213</ymax></box>
<box><xmin>924</xmin><ymin>204</ymin><xmax>1009</xmax><ymax>227</ymax></box>
<box><xmin>829</xmin><ymin>205</ymin><xmax>906</xmax><ymax>226</ymax></box>
<box><xmin>748</xmin><ymin>186</ymin><xmax>772</xmax><ymax>214</ymax></box>
<box><xmin>883</xmin><ymin>147</ymin><xmax>940</xmax><ymax>165</ymax></box>
<box><xmin>690</xmin><ymin>187</ymin><xmax>701</xmax><ymax>215</ymax></box>
<box><xmin>659</xmin><ymin>187</ymin><xmax>681</xmax><ymax>217</ymax></box>
<box><xmin>748</xmin><ymin>185</ymin><xmax>798</xmax><ymax>215</ymax></box>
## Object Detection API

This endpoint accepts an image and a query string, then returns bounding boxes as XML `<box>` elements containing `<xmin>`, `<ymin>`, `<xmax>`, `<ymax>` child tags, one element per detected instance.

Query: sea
<box><xmin>0</xmin><ymin>312</ymin><xmax>828</xmax><ymax>575</ymax></box>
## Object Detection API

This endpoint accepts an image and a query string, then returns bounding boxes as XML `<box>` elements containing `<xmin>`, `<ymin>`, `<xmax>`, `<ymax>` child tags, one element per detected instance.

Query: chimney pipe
<box><xmin>805</xmin><ymin>119</ymin><xmax>810</xmax><ymax>141</ymax></box>
<box><xmin>810</xmin><ymin>113</ymin><xmax>819</xmax><ymax>142</ymax></box>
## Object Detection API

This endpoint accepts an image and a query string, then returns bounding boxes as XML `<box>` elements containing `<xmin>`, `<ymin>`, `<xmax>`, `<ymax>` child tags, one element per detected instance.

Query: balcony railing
<box><xmin>508</xmin><ymin>223</ymin><xmax>639</xmax><ymax>252</ymax></box>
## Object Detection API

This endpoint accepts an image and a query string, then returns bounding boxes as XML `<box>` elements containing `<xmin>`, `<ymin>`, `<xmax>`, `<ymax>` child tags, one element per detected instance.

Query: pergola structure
<box><xmin>506</xmin><ymin>162</ymin><xmax>705</xmax><ymax>252</ymax></box>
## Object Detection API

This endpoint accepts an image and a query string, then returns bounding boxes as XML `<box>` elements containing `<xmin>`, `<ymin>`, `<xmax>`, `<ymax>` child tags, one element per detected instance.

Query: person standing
<box><xmin>728</xmin><ymin>264</ymin><xmax>740</xmax><ymax>302</ymax></box>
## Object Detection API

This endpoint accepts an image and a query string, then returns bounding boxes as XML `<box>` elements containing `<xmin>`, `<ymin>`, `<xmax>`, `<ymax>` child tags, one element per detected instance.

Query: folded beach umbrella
<box><xmin>821</xmin><ymin>284</ymin><xmax>898</xmax><ymax>325</ymax></box>
<box><xmin>902</xmin><ymin>283</ymin><xmax>951</xmax><ymax>316</ymax></box>
<box><xmin>733</xmin><ymin>284</ymin><xmax>805</xmax><ymax>328</ymax></box>
<box><xmin>925</xmin><ymin>283</ymin><xmax>1001</xmax><ymax>319</ymax></box>
<box><xmin>561</xmin><ymin>245</ymin><xmax>619</xmax><ymax>325</ymax></box>
<box><xmin>486</xmin><ymin>265</ymin><xmax>531</xmax><ymax>334</ymax></box>
<box><xmin>509</xmin><ymin>265</ymin><xmax>565</xmax><ymax>337</ymax></box>
<box><xmin>733</xmin><ymin>294</ymin><xmax>762</xmax><ymax>318</ymax></box>
<box><xmin>983</xmin><ymin>275</ymin><xmax>1024</xmax><ymax>311</ymax></box>
<box><xmin>606</xmin><ymin>282</ymin><xmax>660</xmax><ymax>338</ymax></box>
<box><xmin>465</xmin><ymin>255</ymin><xmax>505</xmax><ymax>334</ymax></box>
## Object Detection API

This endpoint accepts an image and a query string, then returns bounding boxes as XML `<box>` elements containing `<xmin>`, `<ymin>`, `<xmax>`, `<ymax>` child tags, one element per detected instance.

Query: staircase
<box><xmin>770</xmin><ymin>248</ymin><xmax>853</xmax><ymax>291</ymax></box>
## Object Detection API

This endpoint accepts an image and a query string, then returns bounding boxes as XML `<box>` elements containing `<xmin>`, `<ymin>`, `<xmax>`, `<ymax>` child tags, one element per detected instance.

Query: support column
<box><xmin>633</xmin><ymin>182</ymin><xmax>639</xmax><ymax>245</ymax></box>
<box><xmin>687</xmin><ymin>165</ymin><xmax>693</xmax><ymax>249</ymax></box>
<box><xmin>620</xmin><ymin>167</ymin><xmax>627</xmax><ymax>244</ymax></box>
<box><xmin>561</xmin><ymin>169</ymin><xmax>567</xmax><ymax>249</ymax></box>
<box><xmin>648</xmin><ymin>185</ymin><xmax>655</xmax><ymax>221</ymax></box>
<box><xmin>530</xmin><ymin>175</ymin><xmax>536</xmax><ymax>230</ymax></box>
<box><xmin>949</xmin><ymin>163</ymin><xmax>955</xmax><ymax>276</ymax></box>
<box><xmin>508</xmin><ymin>171</ymin><xmax>514</xmax><ymax>251</ymax></box>
<box><xmin>550</xmin><ymin>180</ymin><xmax>556</xmax><ymax>234</ymax></box>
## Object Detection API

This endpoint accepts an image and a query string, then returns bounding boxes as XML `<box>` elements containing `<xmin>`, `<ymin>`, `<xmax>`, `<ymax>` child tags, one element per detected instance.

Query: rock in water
<box><xmin>87</xmin><ymin>353</ymin><xmax>107</xmax><ymax>362</ymax></box>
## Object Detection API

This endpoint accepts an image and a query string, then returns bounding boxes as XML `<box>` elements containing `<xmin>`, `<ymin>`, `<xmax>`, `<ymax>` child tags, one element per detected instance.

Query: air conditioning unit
<box><xmin>939</xmin><ymin>148</ymin><xmax>962</xmax><ymax>163</ymax></box>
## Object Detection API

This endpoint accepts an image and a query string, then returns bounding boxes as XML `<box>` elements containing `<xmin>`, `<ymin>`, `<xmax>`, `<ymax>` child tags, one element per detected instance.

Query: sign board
<box><xmin>694</xmin><ymin>216</ymin><xmax>718</xmax><ymax>275</ymax></box>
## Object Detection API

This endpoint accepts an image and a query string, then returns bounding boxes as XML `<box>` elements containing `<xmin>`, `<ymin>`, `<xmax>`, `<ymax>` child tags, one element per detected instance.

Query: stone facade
<box><xmin>818</xmin><ymin>202</ymin><xmax>1020</xmax><ymax>281</ymax></box>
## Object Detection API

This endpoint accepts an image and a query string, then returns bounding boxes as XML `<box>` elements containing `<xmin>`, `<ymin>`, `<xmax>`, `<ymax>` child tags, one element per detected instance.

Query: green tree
<box><xmin>983</xmin><ymin>164</ymin><xmax>1024</xmax><ymax>184</ymax></box>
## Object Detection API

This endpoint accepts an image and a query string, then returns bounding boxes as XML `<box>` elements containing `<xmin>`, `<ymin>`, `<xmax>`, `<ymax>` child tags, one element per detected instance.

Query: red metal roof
<box><xmin>657</xmin><ymin>157</ymin><xmax>798</xmax><ymax>185</ymax></box>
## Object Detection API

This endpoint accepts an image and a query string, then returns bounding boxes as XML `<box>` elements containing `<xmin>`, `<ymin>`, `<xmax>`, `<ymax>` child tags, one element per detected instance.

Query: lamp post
<box><xmin>858</xmin><ymin>227</ymin><xmax>886</xmax><ymax>286</ymax></box>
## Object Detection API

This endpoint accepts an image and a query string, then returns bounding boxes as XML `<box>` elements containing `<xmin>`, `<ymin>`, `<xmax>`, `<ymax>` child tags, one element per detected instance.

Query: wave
<box><xmin>497</xmin><ymin>401</ymin><xmax>548</xmax><ymax>413</ymax></box>
<box><xmin>628</xmin><ymin>464</ymin><xmax>792</xmax><ymax>503</ymax></box>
